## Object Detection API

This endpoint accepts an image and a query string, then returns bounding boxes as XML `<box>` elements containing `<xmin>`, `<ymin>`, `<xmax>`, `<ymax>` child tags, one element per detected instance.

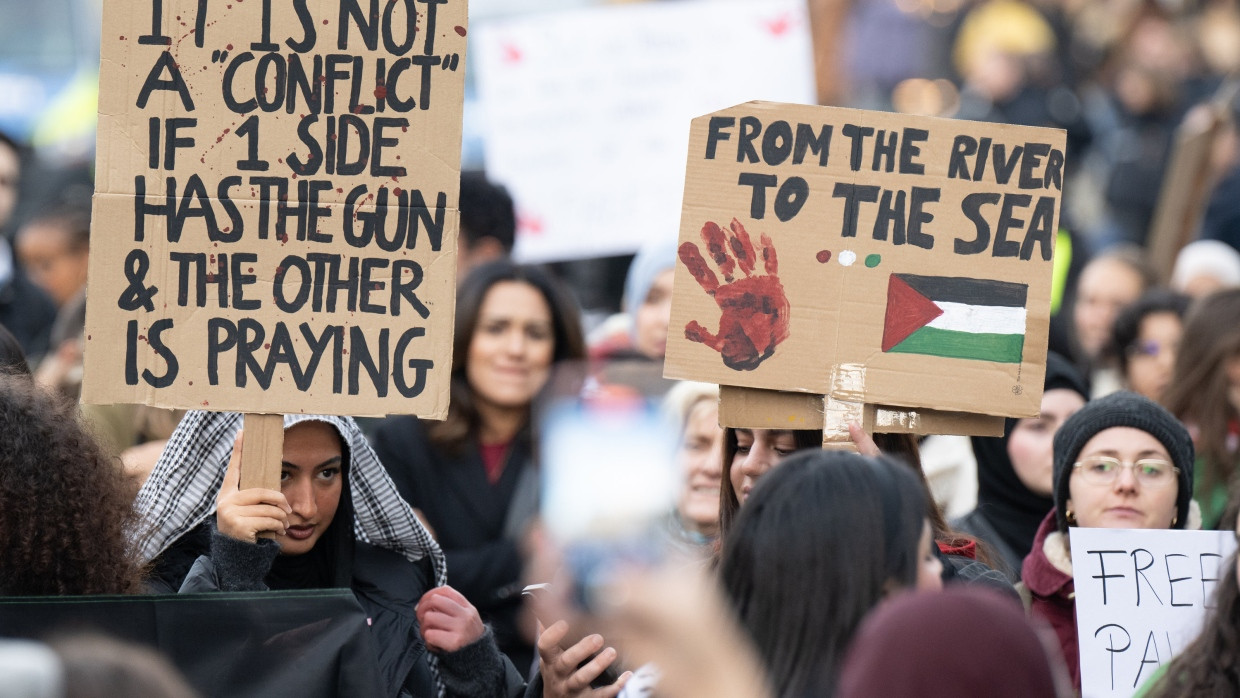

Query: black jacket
<box><xmin>180</xmin><ymin>527</ymin><xmax>528</xmax><ymax>698</ymax></box>
<box><xmin>372</xmin><ymin>416</ymin><xmax>539</xmax><ymax>670</ymax></box>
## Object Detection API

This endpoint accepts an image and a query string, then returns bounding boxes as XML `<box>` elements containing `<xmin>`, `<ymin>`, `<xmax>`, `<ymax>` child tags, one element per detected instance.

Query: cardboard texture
<box><xmin>1146</xmin><ymin>102</ymin><xmax>1228</xmax><ymax>285</ymax></box>
<box><xmin>83</xmin><ymin>0</ymin><xmax>467</xmax><ymax>417</ymax></box>
<box><xmin>717</xmin><ymin>385</ymin><xmax>1004</xmax><ymax>437</ymax></box>
<box><xmin>239</xmin><ymin>413</ymin><xmax>285</xmax><ymax>492</ymax></box>
<box><xmin>666</xmin><ymin>101</ymin><xmax>1065</xmax><ymax>429</ymax></box>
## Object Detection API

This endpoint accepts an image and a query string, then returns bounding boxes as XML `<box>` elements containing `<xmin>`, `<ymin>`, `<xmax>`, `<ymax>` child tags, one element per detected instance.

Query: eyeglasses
<box><xmin>1126</xmin><ymin>340</ymin><xmax>1178</xmax><ymax>359</ymax></box>
<box><xmin>1072</xmin><ymin>456</ymin><xmax>1179</xmax><ymax>487</ymax></box>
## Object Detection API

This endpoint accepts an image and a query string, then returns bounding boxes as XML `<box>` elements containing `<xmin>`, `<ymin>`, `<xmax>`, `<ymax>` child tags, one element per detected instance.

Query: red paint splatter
<box><xmin>518</xmin><ymin>214</ymin><xmax>545</xmax><ymax>235</ymax></box>
<box><xmin>226</xmin><ymin>43</ymin><xmax>233</xmax><ymax>50</ymax></box>
<box><xmin>454</xmin><ymin>25</ymin><xmax>466</xmax><ymax>36</ymax></box>
<box><xmin>336</xmin><ymin>187</ymin><xmax>344</xmax><ymax>193</ymax></box>
<box><xmin>764</xmin><ymin>13</ymin><xmax>792</xmax><ymax>37</ymax></box>
<box><xmin>374</xmin><ymin>83</ymin><xmax>388</xmax><ymax>99</ymax></box>
<box><xmin>322</xmin><ymin>19</ymin><xmax>329</xmax><ymax>24</ymax></box>
<box><xmin>816</xmin><ymin>250</ymin><xmax>832</xmax><ymax>263</ymax></box>
<box><xmin>393</xmin><ymin>187</ymin><xmax>403</xmax><ymax>196</ymax></box>
<box><xmin>119</xmin><ymin>35</ymin><xmax>126</xmax><ymax>40</ymax></box>
<box><xmin>188</xmin><ymin>381</ymin><xmax>193</xmax><ymax>385</ymax></box>
<box><xmin>679</xmin><ymin>219</ymin><xmax>790</xmax><ymax>371</ymax></box>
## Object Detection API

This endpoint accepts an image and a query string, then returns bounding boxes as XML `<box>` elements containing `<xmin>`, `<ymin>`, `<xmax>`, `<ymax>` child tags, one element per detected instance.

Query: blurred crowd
<box><xmin>4</xmin><ymin>0</ymin><xmax>1240</xmax><ymax>697</ymax></box>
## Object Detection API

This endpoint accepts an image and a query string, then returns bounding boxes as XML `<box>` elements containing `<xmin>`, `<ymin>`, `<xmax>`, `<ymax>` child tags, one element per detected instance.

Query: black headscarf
<box><xmin>265</xmin><ymin>426</ymin><xmax>356</xmax><ymax>590</ymax></box>
<box><xmin>969</xmin><ymin>352</ymin><xmax>1088</xmax><ymax>563</ymax></box>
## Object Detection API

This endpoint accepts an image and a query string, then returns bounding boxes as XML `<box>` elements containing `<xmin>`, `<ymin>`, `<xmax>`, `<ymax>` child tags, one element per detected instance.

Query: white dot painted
<box><xmin>838</xmin><ymin>250</ymin><xmax>857</xmax><ymax>266</ymax></box>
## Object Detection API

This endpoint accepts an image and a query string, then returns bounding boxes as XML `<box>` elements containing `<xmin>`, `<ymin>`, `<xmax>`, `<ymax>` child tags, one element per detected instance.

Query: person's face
<box><xmin>466</xmin><ymin>281</ymin><xmax>555</xmax><ymax>411</ymax></box>
<box><xmin>678</xmin><ymin>399</ymin><xmax>723</xmax><ymax>535</ymax></box>
<box><xmin>634</xmin><ymin>268</ymin><xmax>674</xmax><ymax>359</ymax></box>
<box><xmin>730</xmin><ymin>429</ymin><xmax>799</xmax><ymax>505</ymax></box>
<box><xmin>1074</xmin><ymin>258</ymin><xmax>1144</xmax><ymax>359</ymax></box>
<box><xmin>278</xmin><ymin>421</ymin><xmax>344</xmax><ymax>556</ymax></box>
<box><xmin>916</xmin><ymin>519</ymin><xmax>943</xmax><ymax>592</ymax></box>
<box><xmin>1067</xmin><ymin>427</ymin><xmax>1178</xmax><ymax>530</ymax></box>
<box><xmin>1008</xmin><ymin>388</ymin><xmax>1087</xmax><ymax>497</ymax></box>
<box><xmin>16</xmin><ymin>224</ymin><xmax>89</xmax><ymax>307</ymax></box>
<box><xmin>1124</xmin><ymin>311</ymin><xmax>1182</xmax><ymax>401</ymax></box>
<box><xmin>0</xmin><ymin>142</ymin><xmax>18</xmax><ymax>230</ymax></box>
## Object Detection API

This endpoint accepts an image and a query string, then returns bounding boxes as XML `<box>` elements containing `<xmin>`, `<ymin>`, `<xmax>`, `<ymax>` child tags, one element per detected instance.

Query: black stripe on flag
<box><xmin>895</xmin><ymin>274</ymin><xmax>1028</xmax><ymax>307</ymax></box>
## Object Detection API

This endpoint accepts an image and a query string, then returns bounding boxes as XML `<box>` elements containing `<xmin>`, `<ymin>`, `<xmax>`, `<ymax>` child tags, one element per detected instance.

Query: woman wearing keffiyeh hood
<box><xmin>135</xmin><ymin>410</ymin><xmax>528</xmax><ymax>698</ymax></box>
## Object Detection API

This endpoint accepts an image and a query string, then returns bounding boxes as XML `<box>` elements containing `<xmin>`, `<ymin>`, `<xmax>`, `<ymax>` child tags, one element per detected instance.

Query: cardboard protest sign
<box><xmin>1070</xmin><ymin>527</ymin><xmax>1237</xmax><ymax>697</ymax></box>
<box><xmin>717</xmin><ymin>385</ymin><xmax>1004</xmax><ymax>437</ymax></box>
<box><xmin>665</xmin><ymin>101</ymin><xmax>1065</xmax><ymax>424</ymax></box>
<box><xmin>473</xmin><ymin>0</ymin><xmax>814</xmax><ymax>262</ymax></box>
<box><xmin>82</xmin><ymin>0</ymin><xmax>467</xmax><ymax>418</ymax></box>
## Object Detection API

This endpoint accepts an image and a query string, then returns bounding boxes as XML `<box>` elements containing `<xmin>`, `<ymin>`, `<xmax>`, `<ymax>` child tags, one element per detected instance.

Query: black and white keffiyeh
<box><xmin>134</xmin><ymin>410</ymin><xmax>447</xmax><ymax>588</ymax></box>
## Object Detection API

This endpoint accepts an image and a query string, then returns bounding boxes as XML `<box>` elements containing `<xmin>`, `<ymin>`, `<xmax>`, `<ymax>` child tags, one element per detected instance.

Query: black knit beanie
<box><xmin>1051</xmin><ymin>391</ymin><xmax>1194</xmax><ymax>532</ymax></box>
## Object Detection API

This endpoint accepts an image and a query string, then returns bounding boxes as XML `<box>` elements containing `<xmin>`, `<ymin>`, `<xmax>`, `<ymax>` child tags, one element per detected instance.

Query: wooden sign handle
<box><xmin>239</xmin><ymin>413</ymin><xmax>284</xmax><ymax>492</ymax></box>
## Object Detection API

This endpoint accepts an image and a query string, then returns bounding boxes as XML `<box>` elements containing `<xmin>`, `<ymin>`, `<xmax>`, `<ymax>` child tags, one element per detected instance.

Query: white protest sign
<box><xmin>1070</xmin><ymin>527</ymin><xmax>1237</xmax><ymax>697</ymax></box>
<box><xmin>473</xmin><ymin>0</ymin><xmax>815</xmax><ymax>263</ymax></box>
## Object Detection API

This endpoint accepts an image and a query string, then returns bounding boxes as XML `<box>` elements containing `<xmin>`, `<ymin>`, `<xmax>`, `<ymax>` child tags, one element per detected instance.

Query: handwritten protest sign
<box><xmin>664</xmin><ymin>101</ymin><xmax>1065</xmax><ymax>424</ymax></box>
<box><xmin>1071</xmin><ymin>527</ymin><xmax>1237</xmax><ymax>697</ymax></box>
<box><xmin>82</xmin><ymin>0</ymin><xmax>467</xmax><ymax>418</ymax></box>
<box><xmin>473</xmin><ymin>0</ymin><xmax>814</xmax><ymax>262</ymax></box>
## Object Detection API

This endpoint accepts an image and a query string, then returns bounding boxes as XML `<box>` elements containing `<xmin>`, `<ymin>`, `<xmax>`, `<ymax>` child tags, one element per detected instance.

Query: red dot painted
<box><xmin>816</xmin><ymin>250</ymin><xmax>832</xmax><ymax>263</ymax></box>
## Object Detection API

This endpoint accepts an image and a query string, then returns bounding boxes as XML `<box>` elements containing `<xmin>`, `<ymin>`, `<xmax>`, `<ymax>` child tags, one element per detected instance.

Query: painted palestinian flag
<box><xmin>881</xmin><ymin>274</ymin><xmax>1027</xmax><ymax>364</ymax></box>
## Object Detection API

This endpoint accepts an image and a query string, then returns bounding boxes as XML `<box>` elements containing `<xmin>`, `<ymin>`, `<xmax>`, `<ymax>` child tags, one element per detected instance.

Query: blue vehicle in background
<box><xmin>0</xmin><ymin>0</ymin><xmax>101</xmax><ymax>166</ymax></box>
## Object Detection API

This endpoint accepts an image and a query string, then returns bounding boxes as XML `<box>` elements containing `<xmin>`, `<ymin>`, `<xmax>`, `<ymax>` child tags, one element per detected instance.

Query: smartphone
<box><xmin>537</xmin><ymin>374</ymin><xmax>681</xmax><ymax>612</ymax></box>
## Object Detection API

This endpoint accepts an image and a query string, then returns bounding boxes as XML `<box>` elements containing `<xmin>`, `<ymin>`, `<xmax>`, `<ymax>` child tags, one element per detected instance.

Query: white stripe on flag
<box><xmin>927</xmin><ymin>302</ymin><xmax>1026</xmax><ymax>335</ymax></box>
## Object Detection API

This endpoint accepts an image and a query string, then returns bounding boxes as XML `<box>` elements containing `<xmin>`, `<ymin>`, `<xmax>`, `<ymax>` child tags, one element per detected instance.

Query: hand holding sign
<box><xmin>678</xmin><ymin>219</ymin><xmax>790</xmax><ymax>371</ymax></box>
<box><xmin>216</xmin><ymin>432</ymin><xmax>291</xmax><ymax>543</ymax></box>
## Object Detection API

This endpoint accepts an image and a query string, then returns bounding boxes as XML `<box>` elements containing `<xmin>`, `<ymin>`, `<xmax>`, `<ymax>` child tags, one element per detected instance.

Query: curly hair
<box><xmin>0</xmin><ymin>376</ymin><xmax>143</xmax><ymax>595</ymax></box>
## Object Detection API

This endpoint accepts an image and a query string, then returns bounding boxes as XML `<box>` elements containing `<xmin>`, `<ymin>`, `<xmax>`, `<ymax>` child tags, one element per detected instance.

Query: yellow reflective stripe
<box><xmin>1050</xmin><ymin>228</ymin><xmax>1072</xmax><ymax>315</ymax></box>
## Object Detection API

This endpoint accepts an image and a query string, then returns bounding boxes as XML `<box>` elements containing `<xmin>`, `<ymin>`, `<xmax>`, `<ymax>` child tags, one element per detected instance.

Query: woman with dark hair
<box><xmin>0</xmin><ymin>374</ymin><xmax>142</xmax><ymax>595</ymax></box>
<box><xmin>719</xmin><ymin>423</ymin><xmax>1009</xmax><ymax>594</ymax></box>
<box><xmin>1162</xmin><ymin>288</ymin><xmax>1240</xmax><ymax>529</ymax></box>
<box><xmin>1021</xmin><ymin>391</ymin><xmax>1196</xmax><ymax>690</ymax></box>
<box><xmin>137</xmin><ymin>411</ymin><xmax>528</xmax><ymax>698</ymax></box>
<box><xmin>718</xmin><ymin>427</ymin><xmax>822</xmax><ymax>538</ymax></box>
<box><xmin>372</xmin><ymin>260</ymin><xmax>587</xmax><ymax>669</ymax></box>
<box><xmin>1106</xmin><ymin>289</ymin><xmax>1190</xmax><ymax>402</ymax></box>
<box><xmin>718</xmin><ymin>451</ymin><xmax>941</xmax><ymax>696</ymax></box>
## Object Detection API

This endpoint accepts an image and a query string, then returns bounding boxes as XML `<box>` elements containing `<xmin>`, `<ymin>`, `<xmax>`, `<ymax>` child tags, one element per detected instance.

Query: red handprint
<box><xmin>678</xmin><ymin>219</ymin><xmax>790</xmax><ymax>371</ymax></box>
